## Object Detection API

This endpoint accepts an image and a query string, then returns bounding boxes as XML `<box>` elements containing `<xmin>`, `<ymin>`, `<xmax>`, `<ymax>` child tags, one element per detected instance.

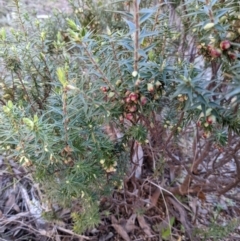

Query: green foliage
<box><xmin>193</xmin><ymin>218</ymin><xmax>240</xmax><ymax>241</ymax></box>
<box><xmin>71</xmin><ymin>197</ymin><xmax>100</xmax><ymax>234</ymax></box>
<box><xmin>161</xmin><ymin>217</ymin><xmax>175</xmax><ymax>240</ymax></box>
<box><xmin>1</xmin><ymin>0</ymin><xmax>240</xmax><ymax>236</ymax></box>
<box><xmin>69</xmin><ymin>0</ymin><xmax>126</xmax><ymax>33</ymax></box>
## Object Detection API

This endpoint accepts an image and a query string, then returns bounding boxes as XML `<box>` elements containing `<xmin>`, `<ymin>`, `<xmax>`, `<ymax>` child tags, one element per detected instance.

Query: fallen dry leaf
<box><xmin>125</xmin><ymin>213</ymin><xmax>137</xmax><ymax>232</ymax></box>
<box><xmin>150</xmin><ymin>188</ymin><xmax>160</xmax><ymax>206</ymax></box>
<box><xmin>99</xmin><ymin>232</ymin><xmax>114</xmax><ymax>241</ymax></box>
<box><xmin>111</xmin><ymin>214</ymin><xmax>138</xmax><ymax>241</ymax></box>
<box><xmin>4</xmin><ymin>192</ymin><xmax>19</xmax><ymax>214</ymax></box>
<box><xmin>112</xmin><ymin>224</ymin><xmax>131</xmax><ymax>241</ymax></box>
<box><xmin>197</xmin><ymin>190</ymin><xmax>206</xmax><ymax>203</ymax></box>
<box><xmin>168</xmin><ymin>197</ymin><xmax>193</xmax><ymax>240</ymax></box>
<box><xmin>137</xmin><ymin>215</ymin><xmax>152</xmax><ymax>236</ymax></box>
<box><xmin>111</xmin><ymin>215</ymin><xmax>118</xmax><ymax>224</ymax></box>
<box><xmin>189</xmin><ymin>197</ymin><xmax>198</xmax><ymax>224</ymax></box>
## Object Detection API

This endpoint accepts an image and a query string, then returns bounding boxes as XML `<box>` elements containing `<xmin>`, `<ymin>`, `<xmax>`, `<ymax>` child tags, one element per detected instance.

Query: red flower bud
<box><xmin>129</xmin><ymin>92</ymin><xmax>138</xmax><ymax>102</ymax></box>
<box><xmin>119</xmin><ymin>115</ymin><xmax>124</xmax><ymax>123</ymax></box>
<box><xmin>147</xmin><ymin>83</ymin><xmax>154</xmax><ymax>93</ymax></box>
<box><xmin>125</xmin><ymin>97</ymin><xmax>131</xmax><ymax>103</ymax></box>
<box><xmin>228</xmin><ymin>51</ymin><xmax>237</xmax><ymax>60</ymax></box>
<box><xmin>135</xmin><ymin>79</ymin><xmax>141</xmax><ymax>86</ymax></box>
<box><xmin>207</xmin><ymin>117</ymin><xmax>212</xmax><ymax>124</ymax></box>
<box><xmin>140</xmin><ymin>96</ymin><xmax>147</xmax><ymax>105</ymax></box>
<box><xmin>125</xmin><ymin>90</ymin><xmax>131</xmax><ymax>97</ymax></box>
<box><xmin>220</xmin><ymin>40</ymin><xmax>231</xmax><ymax>50</ymax></box>
<box><xmin>208</xmin><ymin>46</ymin><xmax>222</xmax><ymax>58</ymax></box>
<box><xmin>128</xmin><ymin>105</ymin><xmax>137</xmax><ymax>113</ymax></box>
<box><xmin>207</xmin><ymin>115</ymin><xmax>216</xmax><ymax>124</ymax></box>
<box><xmin>125</xmin><ymin>113</ymin><xmax>134</xmax><ymax>121</ymax></box>
<box><xmin>100</xmin><ymin>86</ymin><xmax>109</xmax><ymax>92</ymax></box>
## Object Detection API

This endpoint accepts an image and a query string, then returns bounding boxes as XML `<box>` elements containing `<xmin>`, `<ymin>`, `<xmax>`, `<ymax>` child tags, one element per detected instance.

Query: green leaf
<box><xmin>140</xmin><ymin>12</ymin><xmax>152</xmax><ymax>23</ymax></box>
<box><xmin>0</xmin><ymin>28</ymin><xmax>6</xmax><ymax>41</ymax></box>
<box><xmin>66</xmin><ymin>18</ymin><xmax>79</xmax><ymax>31</ymax></box>
<box><xmin>33</xmin><ymin>114</ymin><xmax>38</xmax><ymax>124</ymax></box>
<box><xmin>56</xmin><ymin>67</ymin><xmax>68</xmax><ymax>87</ymax></box>
<box><xmin>171</xmin><ymin>84</ymin><xmax>190</xmax><ymax>99</ymax></box>
<box><xmin>3</xmin><ymin>106</ymin><xmax>10</xmax><ymax>114</ymax></box>
<box><xmin>23</xmin><ymin>118</ymin><xmax>34</xmax><ymax>130</ymax></box>
<box><xmin>161</xmin><ymin>217</ymin><xmax>175</xmax><ymax>240</ymax></box>
<box><xmin>7</xmin><ymin>100</ymin><xmax>13</xmax><ymax>109</ymax></box>
<box><xmin>225</xmin><ymin>87</ymin><xmax>240</xmax><ymax>99</ymax></box>
<box><xmin>162</xmin><ymin>227</ymin><xmax>171</xmax><ymax>240</ymax></box>
<box><xmin>123</xmin><ymin>19</ymin><xmax>136</xmax><ymax>34</ymax></box>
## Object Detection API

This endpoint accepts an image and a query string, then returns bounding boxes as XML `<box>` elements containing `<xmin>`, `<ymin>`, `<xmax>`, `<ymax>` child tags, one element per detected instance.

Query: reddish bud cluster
<box><xmin>197</xmin><ymin>114</ymin><xmax>217</xmax><ymax>139</ymax></box>
<box><xmin>198</xmin><ymin>38</ymin><xmax>238</xmax><ymax>62</ymax></box>
<box><xmin>197</xmin><ymin>115</ymin><xmax>215</xmax><ymax>128</ymax></box>
<box><xmin>123</xmin><ymin>91</ymin><xmax>139</xmax><ymax>121</ymax></box>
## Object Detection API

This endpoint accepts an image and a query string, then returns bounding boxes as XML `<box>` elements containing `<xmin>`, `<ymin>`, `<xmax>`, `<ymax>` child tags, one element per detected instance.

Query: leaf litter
<box><xmin>2</xmin><ymin>151</ymin><xmax>240</xmax><ymax>241</ymax></box>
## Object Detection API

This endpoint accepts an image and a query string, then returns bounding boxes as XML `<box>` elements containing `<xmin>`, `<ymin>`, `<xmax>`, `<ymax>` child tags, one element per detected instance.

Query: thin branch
<box><xmin>133</xmin><ymin>0</ymin><xmax>140</xmax><ymax>72</ymax></box>
<box><xmin>62</xmin><ymin>88</ymin><xmax>69</xmax><ymax>145</ymax></box>
<box><xmin>56</xmin><ymin>226</ymin><xmax>92</xmax><ymax>240</ymax></box>
<box><xmin>16</xmin><ymin>71</ymin><xmax>36</xmax><ymax>113</ymax></box>
<box><xmin>82</xmin><ymin>42</ymin><xmax>119</xmax><ymax>97</ymax></box>
<box><xmin>218</xmin><ymin>155</ymin><xmax>240</xmax><ymax>195</ymax></box>
<box><xmin>14</xmin><ymin>0</ymin><xmax>27</xmax><ymax>37</ymax></box>
<box><xmin>218</xmin><ymin>178</ymin><xmax>240</xmax><ymax>196</ymax></box>
<box><xmin>146</xmin><ymin>179</ymin><xmax>191</xmax><ymax>212</ymax></box>
<box><xmin>165</xmin><ymin>111</ymin><xmax>184</xmax><ymax>147</ymax></box>
<box><xmin>0</xmin><ymin>99</ymin><xmax>6</xmax><ymax>105</ymax></box>
<box><xmin>149</xmin><ymin>0</ymin><xmax>163</xmax><ymax>44</ymax></box>
<box><xmin>192</xmin><ymin>140</ymin><xmax>212</xmax><ymax>174</ymax></box>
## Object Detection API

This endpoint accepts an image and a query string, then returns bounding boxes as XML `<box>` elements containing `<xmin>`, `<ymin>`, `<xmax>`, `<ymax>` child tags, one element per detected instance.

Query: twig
<box><xmin>82</xmin><ymin>42</ymin><xmax>118</xmax><ymax>96</ymax></box>
<box><xmin>146</xmin><ymin>179</ymin><xmax>191</xmax><ymax>212</ymax></box>
<box><xmin>218</xmin><ymin>178</ymin><xmax>240</xmax><ymax>196</ymax></box>
<box><xmin>149</xmin><ymin>0</ymin><xmax>164</xmax><ymax>44</ymax></box>
<box><xmin>167</xmin><ymin>196</ymin><xmax>193</xmax><ymax>240</ymax></box>
<box><xmin>165</xmin><ymin>111</ymin><xmax>184</xmax><ymax>147</ymax></box>
<box><xmin>192</xmin><ymin>140</ymin><xmax>212</xmax><ymax>174</ymax></box>
<box><xmin>218</xmin><ymin>155</ymin><xmax>240</xmax><ymax>195</ymax></box>
<box><xmin>14</xmin><ymin>0</ymin><xmax>27</xmax><ymax>37</ymax></box>
<box><xmin>0</xmin><ymin>99</ymin><xmax>6</xmax><ymax>105</ymax></box>
<box><xmin>133</xmin><ymin>0</ymin><xmax>140</xmax><ymax>72</ymax></box>
<box><xmin>16</xmin><ymin>71</ymin><xmax>36</xmax><ymax>113</ymax></box>
<box><xmin>158</xmin><ymin>181</ymin><xmax>173</xmax><ymax>241</ymax></box>
<box><xmin>56</xmin><ymin>226</ymin><xmax>92</xmax><ymax>240</ymax></box>
<box><xmin>62</xmin><ymin>87</ymin><xmax>69</xmax><ymax>145</ymax></box>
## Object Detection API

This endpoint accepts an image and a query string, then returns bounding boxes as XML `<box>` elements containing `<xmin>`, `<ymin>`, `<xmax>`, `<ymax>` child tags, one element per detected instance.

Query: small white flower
<box><xmin>100</xmin><ymin>159</ymin><xmax>105</xmax><ymax>165</ymax></box>
<box><xmin>132</xmin><ymin>71</ymin><xmax>138</xmax><ymax>77</ymax></box>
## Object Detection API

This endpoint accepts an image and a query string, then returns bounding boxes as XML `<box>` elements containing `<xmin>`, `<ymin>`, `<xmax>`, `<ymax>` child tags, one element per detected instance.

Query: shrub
<box><xmin>1</xmin><ymin>0</ymin><xmax>240</xmax><ymax>238</ymax></box>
